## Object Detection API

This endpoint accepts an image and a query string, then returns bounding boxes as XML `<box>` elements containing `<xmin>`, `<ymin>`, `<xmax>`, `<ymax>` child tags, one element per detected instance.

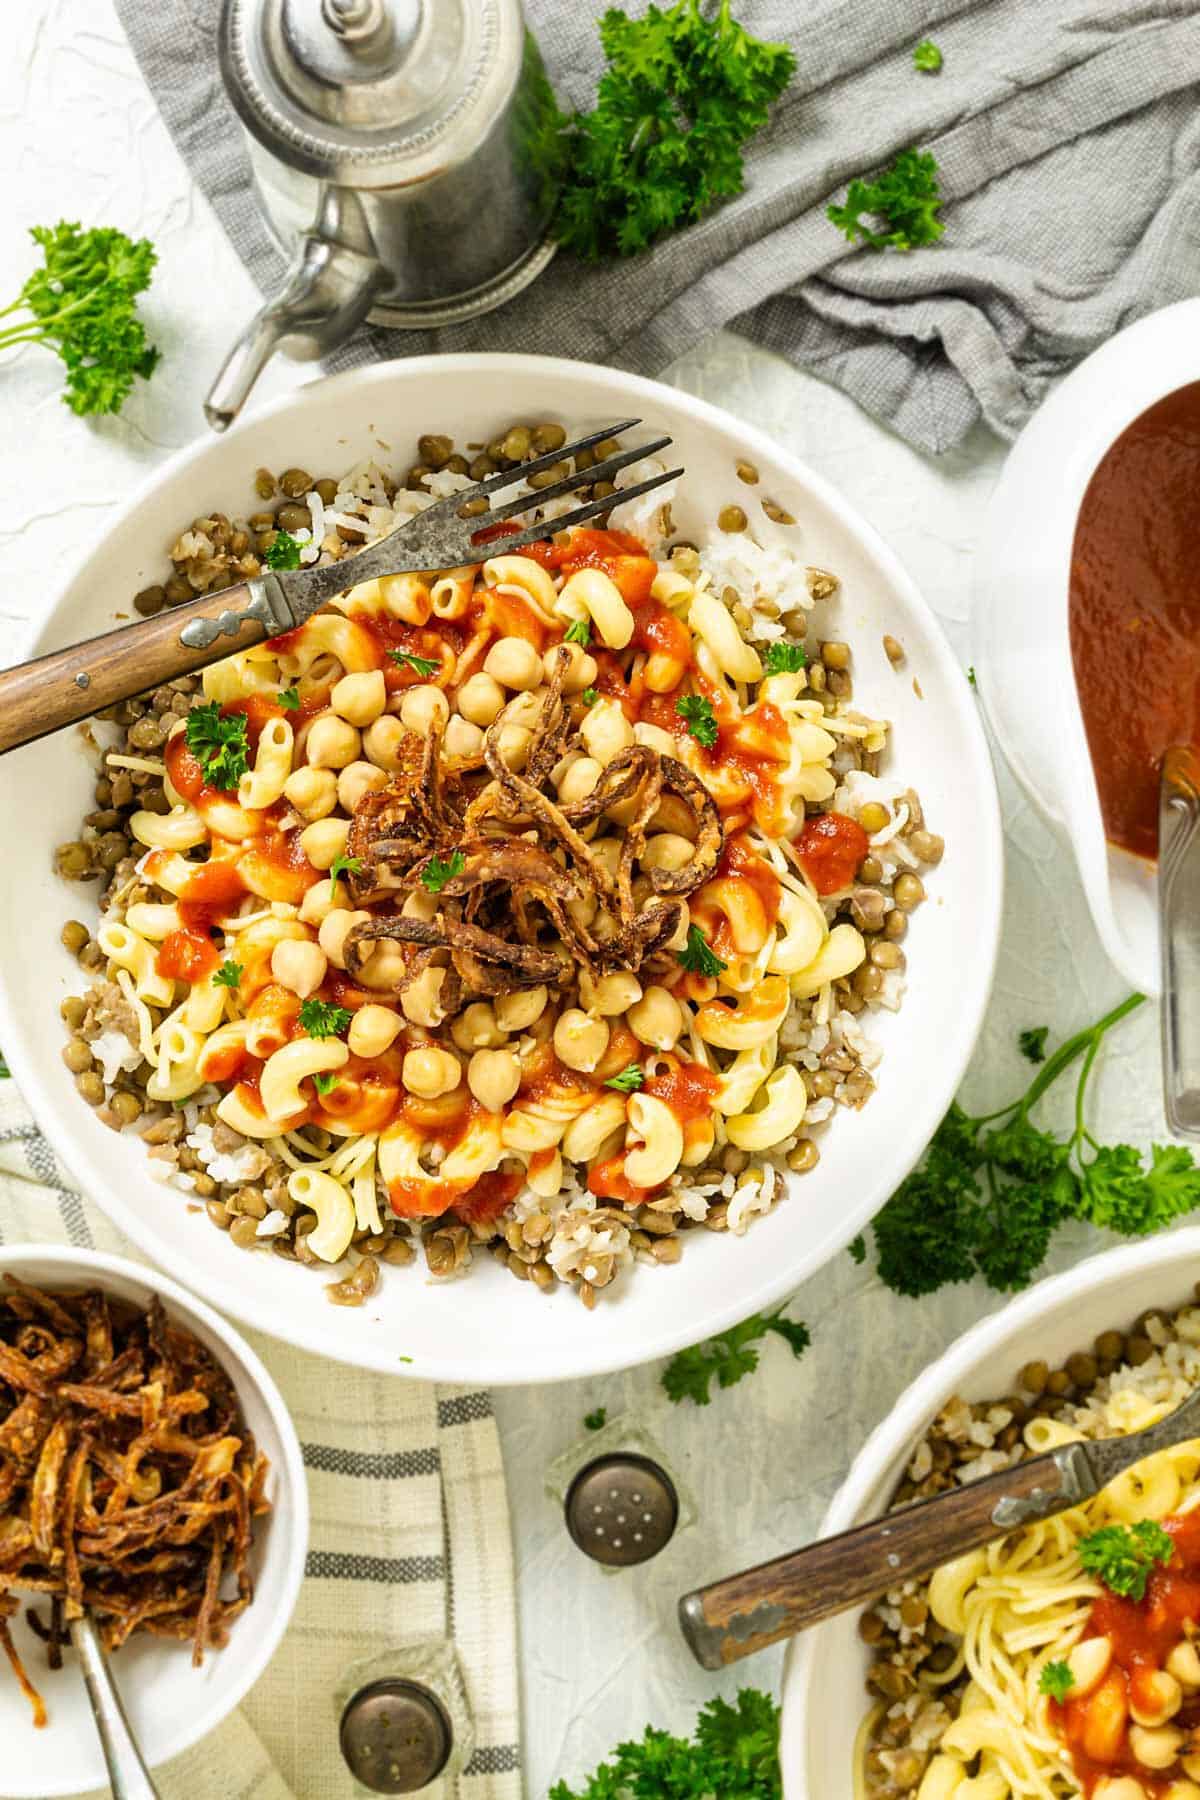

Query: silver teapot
<box><xmin>206</xmin><ymin>0</ymin><xmax>560</xmax><ymax>430</ymax></box>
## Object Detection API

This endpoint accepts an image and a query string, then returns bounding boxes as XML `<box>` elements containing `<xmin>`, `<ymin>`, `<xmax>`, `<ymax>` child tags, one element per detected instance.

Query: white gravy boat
<box><xmin>974</xmin><ymin>298</ymin><xmax>1200</xmax><ymax>998</ymax></box>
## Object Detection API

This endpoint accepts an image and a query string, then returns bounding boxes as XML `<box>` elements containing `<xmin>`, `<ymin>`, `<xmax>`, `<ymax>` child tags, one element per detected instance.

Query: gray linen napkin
<box><xmin>113</xmin><ymin>0</ymin><xmax>1200</xmax><ymax>454</ymax></box>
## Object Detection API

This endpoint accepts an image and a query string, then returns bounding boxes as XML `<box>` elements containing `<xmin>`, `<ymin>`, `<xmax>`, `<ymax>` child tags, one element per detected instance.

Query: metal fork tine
<box><xmin>413</xmin><ymin>418</ymin><xmax>644</xmax><ymax>527</ymax></box>
<box><xmin>479</xmin><ymin>468</ymin><xmax>684</xmax><ymax>560</ymax></box>
<box><xmin>481</xmin><ymin>436</ymin><xmax>674</xmax><ymax>528</ymax></box>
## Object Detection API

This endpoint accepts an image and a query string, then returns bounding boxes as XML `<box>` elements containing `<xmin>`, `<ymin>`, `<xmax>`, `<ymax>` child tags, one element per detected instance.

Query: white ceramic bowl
<box><xmin>0</xmin><ymin>354</ymin><xmax>1003</xmax><ymax>1382</ymax></box>
<box><xmin>974</xmin><ymin>299</ymin><xmax>1200</xmax><ymax>996</ymax></box>
<box><xmin>0</xmin><ymin>1244</ymin><xmax>307</xmax><ymax>1799</ymax></box>
<box><xmin>781</xmin><ymin>1228</ymin><xmax>1200</xmax><ymax>1798</ymax></box>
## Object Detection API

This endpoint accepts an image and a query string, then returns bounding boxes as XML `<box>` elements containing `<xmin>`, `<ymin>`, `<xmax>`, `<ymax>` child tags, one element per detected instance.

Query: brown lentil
<box><xmin>761</xmin><ymin>499</ymin><xmax>796</xmax><ymax>525</ymax></box>
<box><xmin>736</xmin><ymin>459</ymin><xmax>760</xmax><ymax>485</ymax></box>
<box><xmin>276</xmin><ymin>502</ymin><xmax>311</xmax><ymax>533</ymax></box>
<box><xmin>279</xmin><ymin>467</ymin><xmax>313</xmax><ymax>498</ymax></box>
<box><xmin>893</xmin><ymin>872</ymin><xmax>925</xmax><ymax>911</ymax></box>
<box><xmin>882</xmin><ymin>634</ymin><xmax>905</xmax><ymax>667</ymax></box>
<box><xmin>718</xmin><ymin>503</ymin><xmax>748</xmax><ymax>533</ymax></box>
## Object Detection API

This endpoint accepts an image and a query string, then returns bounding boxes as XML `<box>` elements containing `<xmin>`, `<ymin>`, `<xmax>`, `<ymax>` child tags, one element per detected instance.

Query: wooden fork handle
<box><xmin>0</xmin><ymin>578</ymin><xmax>285</xmax><ymax>754</ymax></box>
<box><xmin>678</xmin><ymin>1448</ymin><xmax>1077</xmax><ymax>1668</ymax></box>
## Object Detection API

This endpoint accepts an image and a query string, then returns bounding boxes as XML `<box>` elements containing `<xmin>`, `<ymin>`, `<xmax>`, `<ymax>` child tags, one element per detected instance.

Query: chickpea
<box><xmin>450</xmin><ymin>1001</ymin><xmax>507</xmax><ymax>1051</ymax></box>
<box><xmin>468</xmin><ymin>1048</ymin><xmax>521</xmax><ymax>1111</ymax></box>
<box><xmin>299</xmin><ymin>815</ymin><xmax>350</xmax><ymax>870</ymax></box>
<box><xmin>1066</xmin><ymin>1636</ymin><xmax>1114</xmax><ymax>1698</ymax></box>
<box><xmin>357</xmin><ymin>943</ymin><xmax>409</xmax><ymax>991</ymax></box>
<box><xmin>270</xmin><ymin>937</ymin><xmax>328</xmax><ymax>999</ymax></box>
<box><xmin>1131</xmin><ymin>1725</ymin><xmax>1184</xmax><ymax>1771</ymax></box>
<box><xmin>554</xmin><ymin>1008</ymin><xmax>609</xmax><ymax>1072</ymax></box>
<box><xmin>502</xmin><ymin>688</ymin><xmax>546</xmax><ymax>732</ymax></box>
<box><xmin>581</xmin><ymin>698</ymin><xmax>634</xmax><ymax>766</ymax></box>
<box><xmin>544</xmin><ymin>642</ymin><xmax>598</xmax><ymax>694</ymax></box>
<box><xmin>1130</xmin><ymin>1670</ymin><xmax>1183</xmax><ymax>1728</ymax></box>
<box><xmin>444</xmin><ymin>714</ymin><xmax>484</xmax><ymax>759</ymax></box>
<box><xmin>348</xmin><ymin>1003</ymin><xmax>403</xmax><ymax>1057</ymax></box>
<box><xmin>400</xmin><ymin>966</ymin><xmax>450</xmax><ymax>1027</ymax></box>
<box><xmin>627</xmin><ymin>985</ymin><xmax>683</xmax><ymax>1050</ymax></box>
<box><xmin>402</xmin><ymin>1046</ymin><xmax>462</xmax><ymax>1099</ymax></box>
<box><xmin>481</xmin><ymin>992</ymin><xmax>544</xmax><ymax>1044</ymax></box>
<box><xmin>556</xmin><ymin>756</ymin><xmax>602</xmax><ymax>806</ymax></box>
<box><xmin>402</xmin><ymin>888</ymin><xmax>438</xmax><ymax>923</ymax></box>
<box><xmin>305</xmin><ymin>713</ymin><xmax>361</xmax><ymax>770</ymax></box>
<box><xmin>283</xmin><ymin>764</ymin><xmax>338</xmax><ymax>822</ymax></box>
<box><xmin>399</xmin><ymin>683</ymin><xmax>450</xmax><ymax>735</ymax></box>
<box><xmin>1168</xmin><ymin>1642</ymin><xmax>1200</xmax><ymax>1690</ymax></box>
<box><xmin>299</xmin><ymin>875</ymin><xmax>350</xmax><ymax>925</ymax></box>
<box><xmin>318</xmin><ymin>907</ymin><xmax>371</xmax><ymax>970</ymax></box>
<box><xmin>580</xmin><ymin>971</ymin><xmax>642</xmax><ymax>1018</ymax></box>
<box><xmin>484</xmin><ymin>636</ymin><xmax>542</xmax><ymax>691</ymax></box>
<box><xmin>456</xmin><ymin>672</ymin><xmax>505</xmax><ymax>727</ymax></box>
<box><xmin>362</xmin><ymin>714</ymin><xmax>407</xmax><ymax>771</ymax></box>
<box><xmin>495</xmin><ymin>724</ymin><xmax>532</xmax><ymax>770</ymax></box>
<box><xmin>331</xmin><ymin>669</ymin><xmax>387</xmax><ymax>727</ymax></box>
<box><xmin>632</xmin><ymin>722</ymin><xmax>676</xmax><ymax>757</ymax></box>
<box><xmin>337</xmin><ymin>759</ymin><xmax>387</xmax><ymax>813</ymax></box>
<box><xmin>640</xmin><ymin>833</ymin><xmax>694</xmax><ymax>873</ymax></box>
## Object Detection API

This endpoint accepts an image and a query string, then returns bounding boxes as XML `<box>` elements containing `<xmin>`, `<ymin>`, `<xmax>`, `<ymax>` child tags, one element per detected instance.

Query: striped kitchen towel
<box><xmin>0</xmin><ymin>1077</ymin><xmax>521</xmax><ymax>1800</ymax></box>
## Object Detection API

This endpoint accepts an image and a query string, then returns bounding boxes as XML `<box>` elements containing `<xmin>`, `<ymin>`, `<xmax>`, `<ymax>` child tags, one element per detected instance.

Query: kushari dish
<box><xmin>857</xmin><ymin>1294</ymin><xmax>1200</xmax><ymax>1800</ymax></box>
<box><xmin>55</xmin><ymin>420</ymin><xmax>942</xmax><ymax>1307</ymax></box>
<box><xmin>0</xmin><ymin>1274</ymin><xmax>269</xmax><ymax>1728</ymax></box>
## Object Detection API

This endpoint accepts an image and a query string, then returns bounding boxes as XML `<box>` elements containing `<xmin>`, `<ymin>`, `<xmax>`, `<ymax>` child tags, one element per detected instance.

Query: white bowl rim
<box><xmin>0</xmin><ymin>1242</ymin><xmax>309</xmax><ymax>1789</ymax></box>
<box><xmin>0</xmin><ymin>352</ymin><xmax>1005</xmax><ymax>1382</ymax></box>
<box><xmin>781</xmin><ymin>1225</ymin><xmax>1200</xmax><ymax>1793</ymax></box>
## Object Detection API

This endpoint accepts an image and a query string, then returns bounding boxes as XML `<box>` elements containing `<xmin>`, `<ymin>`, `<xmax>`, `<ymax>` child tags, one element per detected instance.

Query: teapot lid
<box><xmin>220</xmin><ymin>0</ymin><xmax>521</xmax><ymax>187</ymax></box>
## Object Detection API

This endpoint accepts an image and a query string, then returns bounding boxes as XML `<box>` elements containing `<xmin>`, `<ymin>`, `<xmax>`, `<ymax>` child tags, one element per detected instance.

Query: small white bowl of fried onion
<box><xmin>0</xmin><ymin>1244</ymin><xmax>306</xmax><ymax>1798</ymax></box>
<box><xmin>782</xmin><ymin>1228</ymin><xmax>1200</xmax><ymax>1800</ymax></box>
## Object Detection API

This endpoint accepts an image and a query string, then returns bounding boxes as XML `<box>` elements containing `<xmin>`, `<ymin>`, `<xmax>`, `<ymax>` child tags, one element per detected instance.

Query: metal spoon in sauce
<box><xmin>69</xmin><ymin>1611</ymin><xmax>161</xmax><ymax>1800</ymax></box>
<box><xmin>1159</xmin><ymin>745</ymin><xmax>1200</xmax><ymax>1135</ymax></box>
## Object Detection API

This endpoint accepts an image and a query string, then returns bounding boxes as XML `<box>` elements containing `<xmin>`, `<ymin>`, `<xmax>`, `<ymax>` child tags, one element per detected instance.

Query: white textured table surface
<box><xmin>2</xmin><ymin>4</ymin><xmax>1173</xmax><ymax>1795</ymax></box>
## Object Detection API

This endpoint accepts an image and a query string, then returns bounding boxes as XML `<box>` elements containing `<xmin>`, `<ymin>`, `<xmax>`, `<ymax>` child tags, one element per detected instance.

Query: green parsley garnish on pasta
<box><xmin>184</xmin><ymin>703</ymin><xmax>249</xmax><ymax>791</ymax></box>
<box><xmin>298</xmin><ymin>998</ymin><xmax>352</xmax><ymax>1040</ymax></box>
<box><xmin>212</xmin><ymin>960</ymin><xmax>242</xmax><ymax>991</ymax></box>
<box><xmin>762</xmin><ymin>641</ymin><xmax>807</xmax><ymax>675</ymax></box>
<box><xmin>276</xmin><ymin>685</ymin><xmax>300</xmax><ymax>710</ymax></box>
<box><xmin>675</xmin><ymin>694</ymin><xmax>718</xmax><ymax>747</ymax></box>
<box><xmin>1077</xmin><ymin>1521</ymin><xmax>1174</xmax><ymax>1601</ymax></box>
<box><xmin>421</xmin><ymin>852</ymin><xmax>466</xmax><ymax>894</ymax></box>
<box><xmin>264</xmin><ymin>529</ymin><xmax>303</xmax><ymax>570</ymax></box>
<box><xmin>1037</xmin><ymin>1661</ymin><xmax>1074</xmax><ymax>1702</ymax></box>
<box><xmin>312</xmin><ymin>1072</ymin><xmax>340</xmax><ymax>1097</ymax></box>
<box><xmin>604</xmin><ymin>1064</ymin><xmax>646</xmax><ymax>1093</ymax></box>
<box><xmin>563</xmin><ymin>617</ymin><xmax>592</xmax><ymax>646</ymax></box>
<box><xmin>328</xmin><ymin>854</ymin><xmax>361</xmax><ymax>886</ymax></box>
<box><xmin>677</xmin><ymin>925</ymin><xmax>726</xmax><ymax>977</ymax></box>
<box><xmin>389</xmin><ymin>648</ymin><xmax>440</xmax><ymax>678</ymax></box>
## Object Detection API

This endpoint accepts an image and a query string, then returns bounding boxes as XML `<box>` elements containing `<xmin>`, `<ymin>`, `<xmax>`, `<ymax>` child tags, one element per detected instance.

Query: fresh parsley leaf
<box><xmin>1078</xmin><ymin>1521</ymin><xmax>1174</xmax><ymax>1601</ymax></box>
<box><xmin>553</xmin><ymin>2</ymin><xmax>796</xmax><ymax>264</ymax></box>
<box><xmin>563</xmin><ymin>617</ymin><xmax>592</xmax><ymax>646</ymax></box>
<box><xmin>605</xmin><ymin>1064</ymin><xmax>646</xmax><ymax>1092</ymax></box>
<box><xmin>420</xmin><ymin>851</ymin><xmax>466</xmax><ymax>895</ymax></box>
<box><xmin>0</xmin><ymin>222</ymin><xmax>159</xmax><ymax>417</ymax></box>
<box><xmin>298</xmin><ymin>998</ymin><xmax>352</xmax><ymax>1040</ymax></box>
<box><xmin>398</xmin><ymin>1355</ymin><xmax>414</xmax><ymax>1364</ymax></box>
<box><xmin>583</xmin><ymin>1407</ymin><xmax>607</xmax><ymax>1431</ymax></box>
<box><xmin>677</xmin><ymin>924</ymin><xmax>727</xmax><ymax>978</ymax></box>
<box><xmin>866</xmin><ymin>995</ymin><xmax>1200</xmax><ymax>1302</ymax></box>
<box><xmin>550</xmin><ymin>1688</ymin><xmax>782</xmax><ymax>1800</ymax></box>
<box><xmin>1038</xmin><ymin>1660</ymin><xmax>1074</xmax><ymax>1701</ymax></box>
<box><xmin>388</xmin><ymin>648</ymin><xmax>440</xmax><ymax>678</ymax></box>
<box><xmin>913</xmin><ymin>39</ymin><xmax>943</xmax><ymax>72</ymax></box>
<box><xmin>184</xmin><ymin>703</ymin><xmax>249</xmax><ymax>791</ymax></box>
<box><xmin>212</xmin><ymin>960</ymin><xmax>242</xmax><ymax>991</ymax></box>
<box><xmin>1019</xmin><ymin>1026</ymin><xmax>1049</xmax><ymax>1064</ymax></box>
<box><xmin>967</xmin><ymin>665</ymin><xmax>977</xmax><ymax>687</ymax></box>
<box><xmin>328</xmin><ymin>853</ymin><xmax>362</xmax><ymax>887</ymax></box>
<box><xmin>580</xmin><ymin>687</ymin><xmax>600</xmax><ymax>707</ymax></box>
<box><xmin>662</xmin><ymin>1306</ymin><xmax>809</xmax><ymax>1405</ymax></box>
<box><xmin>264</xmin><ymin>529</ymin><xmax>303</xmax><ymax>571</ymax></box>
<box><xmin>276</xmin><ymin>685</ymin><xmax>300</xmax><ymax>710</ymax></box>
<box><xmin>828</xmin><ymin>148</ymin><xmax>944</xmax><ymax>253</ymax></box>
<box><xmin>675</xmin><ymin>693</ymin><xmax>718</xmax><ymax>747</ymax></box>
<box><xmin>312</xmin><ymin>1072</ymin><xmax>340</xmax><ymax>1097</ymax></box>
<box><xmin>0</xmin><ymin>1052</ymin><xmax>9</xmax><ymax>1079</ymax></box>
<box><xmin>847</xmin><ymin>1233</ymin><xmax>866</xmax><ymax>1265</ymax></box>
<box><xmin>762</xmin><ymin>641</ymin><xmax>808</xmax><ymax>675</ymax></box>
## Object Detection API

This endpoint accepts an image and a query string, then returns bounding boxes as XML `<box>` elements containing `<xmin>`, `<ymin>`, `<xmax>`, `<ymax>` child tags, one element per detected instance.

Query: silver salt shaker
<box><xmin>207</xmin><ymin>0</ymin><xmax>561</xmax><ymax>429</ymax></box>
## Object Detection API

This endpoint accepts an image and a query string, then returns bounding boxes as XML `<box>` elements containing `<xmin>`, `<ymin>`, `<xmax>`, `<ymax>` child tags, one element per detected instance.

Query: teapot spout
<box><xmin>204</xmin><ymin>234</ymin><xmax>385</xmax><ymax>431</ymax></box>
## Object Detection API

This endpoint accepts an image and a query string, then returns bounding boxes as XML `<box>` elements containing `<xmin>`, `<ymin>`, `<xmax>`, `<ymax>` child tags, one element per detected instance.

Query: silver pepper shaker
<box><xmin>207</xmin><ymin>0</ymin><xmax>561</xmax><ymax>429</ymax></box>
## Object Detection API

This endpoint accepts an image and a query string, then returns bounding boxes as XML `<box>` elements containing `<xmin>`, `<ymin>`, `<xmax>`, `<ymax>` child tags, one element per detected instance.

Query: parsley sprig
<box><xmin>1019</xmin><ymin>1026</ymin><xmax>1049</xmax><ymax>1065</ymax></box>
<box><xmin>605</xmin><ymin>1064</ymin><xmax>646</xmax><ymax>1093</ymax></box>
<box><xmin>1038</xmin><ymin>1660</ymin><xmax>1074</xmax><ymax>1702</ymax></box>
<box><xmin>264</xmin><ymin>529</ymin><xmax>303</xmax><ymax>571</ymax></box>
<box><xmin>554</xmin><ymin>1</ymin><xmax>796</xmax><ymax>263</ymax></box>
<box><xmin>328</xmin><ymin>854</ymin><xmax>362</xmax><ymax>887</ymax></box>
<box><xmin>549</xmin><ymin>1689</ymin><xmax>782</xmax><ymax>1800</ymax></box>
<box><xmin>212</xmin><ymin>960</ymin><xmax>242</xmax><ymax>991</ymax></box>
<box><xmin>762</xmin><ymin>641</ymin><xmax>807</xmax><ymax>675</ymax></box>
<box><xmin>583</xmin><ymin>1407</ymin><xmax>607</xmax><ymax>1432</ymax></box>
<box><xmin>298</xmin><ymin>998</ymin><xmax>352</xmax><ymax>1040</ymax></box>
<box><xmin>276</xmin><ymin>685</ymin><xmax>300</xmax><ymax>710</ymax></box>
<box><xmin>580</xmin><ymin>687</ymin><xmax>600</xmax><ymax>707</ymax></box>
<box><xmin>677</xmin><ymin>924</ymin><xmax>726</xmax><ymax>978</ymax></box>
<box><xmin>869</xmin><ymin>995</ymin><xmax>1200</xmax><ymax>1299</ymax></box>
<box><xmin>388</xmin><ymin>648</ymin><xmax>440</xmax><ymax>678</ymax></box>
<box><xmin>0</xmin><ymin>222</ymin><xmax>159</xmax><ymax>416</ymax></box>
<box><xmin>828</xmin><ymin>149</ymin><xmax>944</xmax><ymax>253</ymax></box>
<box><xmin>662</xmin><ymin>1306</ymin><xmax>810</xmax><ymax>1405</ymax></box>
<box><xmin>563</xmin><ymin>617</ymin><xmax>592</xmax><ymax>646</ymax></box>
<box><xmin>1078</xmin><ymin>1521</ymin><xmax>1174</xmax><ymax>1602</ymax></box>
<box><xmin>675</xmin><ymin>693</ymin><xmax>718</xmax><ymax>747</ymax></box>
<box><xmin>913</xmin><ymin>39</ymin><xmax>943</xmax><ymax>72</ymax></box>
<box><xmin>421</xmin><ymin>851</ymin><xmax>466</xmax><ymax>895</ymax></box>
<box><xmin>184</xmin><ymin>703</ymin><xmax>249</xmax><ymax>791</ymax></box>
<box><xmin>312</xmin><ymin>1072</ymin><xmax>340</xmax><ymax>1098</ymax></box>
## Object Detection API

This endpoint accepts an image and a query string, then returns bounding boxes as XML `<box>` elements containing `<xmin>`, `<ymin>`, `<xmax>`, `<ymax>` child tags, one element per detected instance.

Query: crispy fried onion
<box><xmin>0</xmin><ymin>1275</ymin><xmax>270</xmax><ymax>1728</ymax></box>
<box><xmin>342</xmin><ymin>649</ymin><xmax>723</xmax><ymax>1000</ymax></box>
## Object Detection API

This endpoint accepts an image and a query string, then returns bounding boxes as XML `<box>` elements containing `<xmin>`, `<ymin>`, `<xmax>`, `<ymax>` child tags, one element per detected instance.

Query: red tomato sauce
<box><xmin>452</xmin><ymin>1168</ymin><xmax>523</xmax><ymax>1228</ymax></box>
<box><xmin>353</xmin><ymin>612</ymin><xmax>465</xmax><ymax>690</ymax></box>
<box><xmin>1051</xmin><ymin>1512</ymin><xmax>1200</xmax><ymax>1795</ymax></box>
<box><xmin>523</xmin><ymin>526</ymin><xmax>658</xmax><ymax>606</ymax></box>
<box><xmin>386</xmin><ymin>1093</ymin><xmax>486</xmax><ymax>1219</ymax></box>
<box><xmin>794</xmin><ymin>812</ymin><xmax>869</xmax><ymax>896</ymax></box>
<box><xmin>1070</xmin><ymin>382</ymin><xmax>1200</xmax><ymax>861</ymax></box>
<box><xmin>643</xmin><ymin>1058</ymin><xmax>721</xmax><ymax>1123</ymax></box>
<box><xmin>713</xmin><ymin>832</ymin><xmax>783</xmax><ymax>931</ymax></box>
<box><xmin>587</xmin><ymin>1156</ymin><xmax>654</xmax><ymax>1208</ymax></box>
<box><xmin>155</xmin><ymin>929</ymin><xmax>218</xmax><ymax>982</ymax></box>
<box><xmin>155</xmin><ymin>858</ymin><xmax>247</xmax><ymax>982</ymax></box>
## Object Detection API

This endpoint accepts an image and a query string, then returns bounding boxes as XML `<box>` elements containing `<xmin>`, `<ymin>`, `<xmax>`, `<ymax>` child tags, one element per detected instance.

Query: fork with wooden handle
<box><xmin>678</xmin><ymin>1378</ymin><xmax>1200</xmax><ymax>1668</ymax></box>
<box><xmin>0</xmin><ymin>422</ymin><xmax>681</xmax><ymax>756</ymax></box>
